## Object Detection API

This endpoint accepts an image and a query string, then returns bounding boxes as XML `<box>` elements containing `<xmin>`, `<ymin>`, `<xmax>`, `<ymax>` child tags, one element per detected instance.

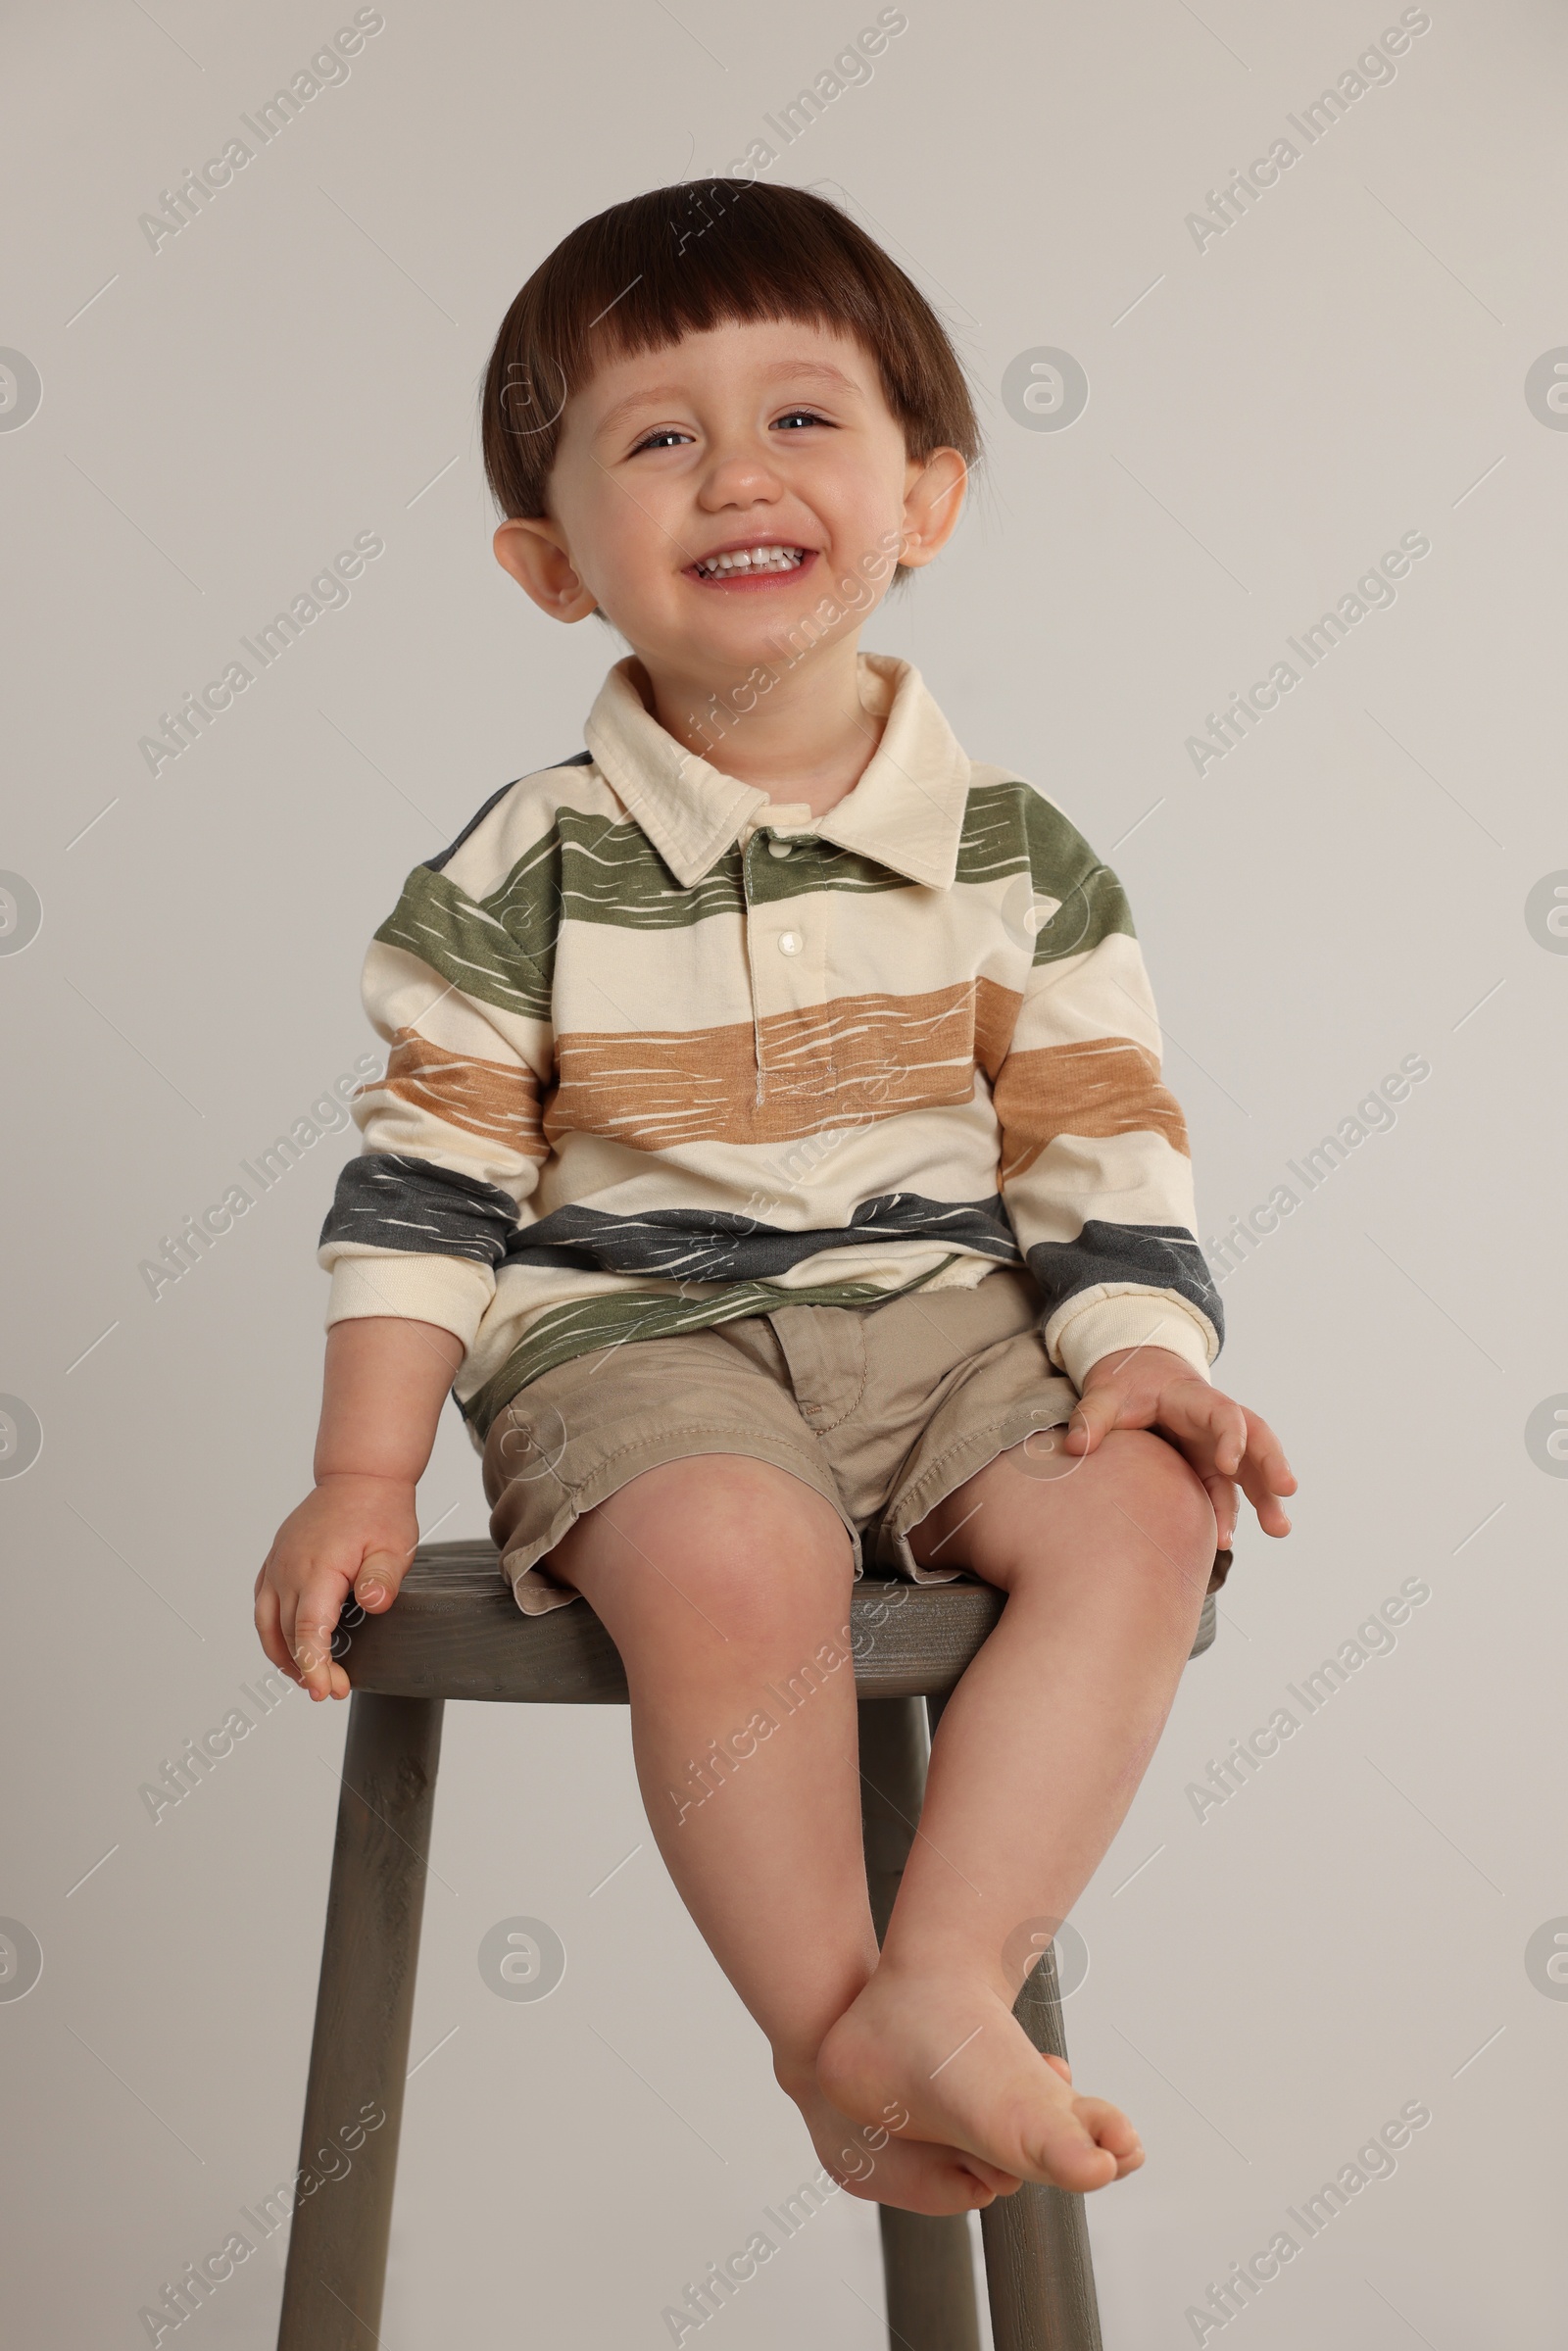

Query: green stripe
<box><xmin>958</xmin><ymin>780</ymin><xmax>1091</xmax><ymax>888</ymax></box>
<box><xmin>559</xmin><ymin>811</ymin><xmax>745</xmax><ymax>927</ymax></box>
<box><xmin>742</xmin><ymin>834</ymin><xmax>913</xmax><ymax>906</ymax></box>
<box><xmin>1031</xmin><ymin>863</ymin><xmax>1134</xmax><ymax>967</ymax></box>
<box><xmin>461</xmin><ymin>1257</ymin><xmax>960</xmax><ymax>1440</ymax></box>
<box><xmin>557</xmin><ymin>812</ymin><xmax>910</xmax><ymax>921</ymax></box>
<box><xmin>378</xmin><ymin>817</ymin><xmax>747</xmax><ymax>1019</ymax></box>
<box><xmin>374</xmin><ymin>813</ymin><xmax>907</xmax><ymax>1016</ymax></box>
<box><xmin>374</xmin><ymin>781</ymin><xmax>1136</xmax><ymax>1019</ymax></box>
<box><xmin>958</xmin><ymin>782</ymin><xmax>1135</xmax><ymax>965</ymax></box>
<box><xmin>374</xmin><ymin>840</ymin><xmax>559</xmax><ymax>1020</ymax></box>
<box><xmin>956</xmin><ymin>782</ymin><xmax>1036</xmax><ymax>886</ymax></box>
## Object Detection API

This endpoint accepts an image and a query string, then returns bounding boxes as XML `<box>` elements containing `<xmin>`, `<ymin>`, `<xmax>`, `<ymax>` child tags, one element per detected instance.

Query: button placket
<box><xmin>742</xmin><ymin>833</ymin><xmax>782</xmax><ymax>1103</ymax></box>
<box><xmin>743</xmin><ymin>831</ymin><xmax>823</xmax><ymax>1106</ymax></box>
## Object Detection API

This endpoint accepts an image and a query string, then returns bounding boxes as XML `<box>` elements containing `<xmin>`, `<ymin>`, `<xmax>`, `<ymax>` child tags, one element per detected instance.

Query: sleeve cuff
<box><xmin>323</xmin><ymin>1250</ymin><xmax>496</xmax><ymax>1348</ymax></box>
<box><xmin>1046</xmin><ymin>1290</ymin><xmax>1217</xmax><ymax>1392</ymax></box>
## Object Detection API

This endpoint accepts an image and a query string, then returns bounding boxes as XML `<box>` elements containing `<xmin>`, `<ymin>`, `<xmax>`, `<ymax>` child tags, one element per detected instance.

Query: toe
<box><xmin>910</xmin><ymin>2162</ymin><xmax>997</xmax><ymax>2217</ymax></box>
<box><xmin>1023</xmin><ymin>2099</ymin><xmax>1120</xmax><ymax>2191</ymax></box>
<box><xmin>1057</xmin><ymin>2140</ymin><xmax>1120</xmax><ymax>2191</ymax></box>
<box><xmin>966</xmin><ymin>2157</ymin><xmax>1024</xmax><ymax>2195</ymax></box>
<box><xmin>1062</xmin><ymin>2098</ymin><xmax>1143</xmax><ymax>2188</ymax></box>
<box><xmin>1076</xmin><ymin>2096</ymin><xmax>1140</xmax><ymax>2160</ymax></box>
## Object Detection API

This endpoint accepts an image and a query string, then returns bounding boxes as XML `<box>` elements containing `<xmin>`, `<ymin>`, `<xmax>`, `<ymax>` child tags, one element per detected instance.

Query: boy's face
<box><xmin>493</xmin><ymin>317</ymin><xmax>965</xmax><ymax>684</ymax></box>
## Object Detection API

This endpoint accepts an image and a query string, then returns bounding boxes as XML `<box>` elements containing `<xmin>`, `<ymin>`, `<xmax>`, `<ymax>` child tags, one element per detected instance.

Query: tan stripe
<box><xmin>382</xmin><ymin>1027</ymin><xmax>547</xmax><ymax>1159</ymax></box>
<box><xmin>974</xmin><ymin>977</ymin><xmax>1022</xmax><ymax>1080</ymax></box>
<box><xmin>546</xmin><ymin>983</ymin><xmax>998</xmax><ymax>1152</ymax></box>
<box><xmin>995</xmin><ymin>1039</ymin><xmax>1191</xmax><ymax>1179</ymax></box>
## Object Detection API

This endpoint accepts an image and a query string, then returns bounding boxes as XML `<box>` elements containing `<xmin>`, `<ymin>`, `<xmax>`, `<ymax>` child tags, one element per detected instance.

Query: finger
<box><xmin>1239</xmin><ymin>1455</ymin><xmax>1293</xmax><ymax>1537</ymax></box>
<box><xmin>1232</xmin><ymin>1414</ymin><xmax>1295</xmax><ymax>1536</ymax></box>
<box><xmin>1234</xmin><ymin>1451</ymin><xmax>1291</xmax><ymax>1535</ymax></box>
<box><xmin>293</xmin><ymin>1571</ymin><xmax>352</xmax><ymax>1700</ymax></box>
<box><xmin>253</xmin><ymin>1581</ymin><xmax>304</xmax><ymax>1686</ymax></box>
<box><xmin>1155</xmin><ymin>1383</ymin><xmax>1249</xmax><ymax>1479</ymax></box>
<box><xmin>1063</xmin><ymin>1388</ymin><xmax>1122</xmax><ymax>1455</ymax></box>
<box><xmin>354</xmin><ymin>1545</ymin><xmax>411</xmax><ymax>1612</ymax></box>
<box><xmin>1203</xmin><ymin>1475</ymin><xmax>1239</xmax><ymax>1551</ymax></box>
<box><xmin>1242</xmin><ymin>1409</ymin><xmax>1297</xmax><ymax>1498</ymax></box>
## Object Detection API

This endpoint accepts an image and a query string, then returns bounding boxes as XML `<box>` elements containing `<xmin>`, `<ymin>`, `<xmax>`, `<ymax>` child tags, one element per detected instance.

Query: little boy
<box><xmin>257</xmin><ymin>179</ymin><xmax>1294</xmax><ymax>2217</ymax></box>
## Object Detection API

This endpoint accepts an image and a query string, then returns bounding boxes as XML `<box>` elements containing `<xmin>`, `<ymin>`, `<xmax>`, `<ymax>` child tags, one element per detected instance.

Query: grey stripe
<box><xmin>502</xmin><ymin>1192</ymin><xmax>1020</xmax><ymax>1280</ymax></box>
<box><xmin>320</xmin><ymin>1153</ymin><xmax>519</xmax><ymax>1263</ymax></box>
<box><xmin>1024</xmin><ymin>1221</ymin><xmax>1223</xmax><ymax>1352</ymax></box>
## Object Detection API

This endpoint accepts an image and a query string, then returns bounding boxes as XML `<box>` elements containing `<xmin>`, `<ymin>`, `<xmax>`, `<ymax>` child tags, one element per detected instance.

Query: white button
<box><xmin>777</xmin><ymin>930</ymin><xmax>802</xmax><ymax>955</ymax></box>
<box><xmin>767</xmin><ymin>837</ymin><xmax>792</xmax><ymax>859</ymax></box>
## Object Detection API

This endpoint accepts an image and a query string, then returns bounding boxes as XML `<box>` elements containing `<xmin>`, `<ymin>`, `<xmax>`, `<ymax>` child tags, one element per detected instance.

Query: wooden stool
<box><xmin>276</xmin><ymin>1542</ymin><xmax>1223</xmax><ymax>2350</ymax></box>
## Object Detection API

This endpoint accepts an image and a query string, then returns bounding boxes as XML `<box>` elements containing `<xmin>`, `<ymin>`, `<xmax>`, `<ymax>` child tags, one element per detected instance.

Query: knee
<box><xmin>578</xmin><ymin>1456</ymin><xmax>853</xmax><ymax>1650</ymax></box>
<box><xmin>1098</xmin><ymin>1428</ymin><xmax>1217</xmax><ymax>1589</ymax></box>
<box><xmin>983</xmin><ymin>1426</ymin><xmax>1215</xmax><ymax>1605</ymax></box>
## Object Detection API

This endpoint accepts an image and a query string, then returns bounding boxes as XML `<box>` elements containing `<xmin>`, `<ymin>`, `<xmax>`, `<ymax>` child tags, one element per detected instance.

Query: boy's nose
<box><xmin>699</xmin><ymin>444</ymin><xmax>785</xmax><ymax>497</ymax></box>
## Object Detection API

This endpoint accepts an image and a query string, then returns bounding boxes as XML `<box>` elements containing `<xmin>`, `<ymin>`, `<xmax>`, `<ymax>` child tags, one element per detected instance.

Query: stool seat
<box><xmin>339</xmin><ymin>1540</ymin><xmax>1219</xmax><ymax>1702</ymax></box>
<box><xmin>277</xmin><ymin>1541</ymin><xmax>1226</xmax><ymax>2351</ymax></box>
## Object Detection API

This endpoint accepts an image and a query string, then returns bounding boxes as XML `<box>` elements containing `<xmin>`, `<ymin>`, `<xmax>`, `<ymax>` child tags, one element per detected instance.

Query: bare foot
<box><xmin>775</xmin><ymin>2059</ymin><xmax>1022</xmax><ymax>2217</ymax></box>
<box><xmin>815</xmin><ymin>1967</ymin><xmax>1144</xmax><ymax>2194</ymax></box>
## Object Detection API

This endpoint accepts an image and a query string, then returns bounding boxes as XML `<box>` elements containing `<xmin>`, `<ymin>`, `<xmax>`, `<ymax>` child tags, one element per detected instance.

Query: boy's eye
<box><xmin>627</xmin><ymin>408</ymin><xmax>833</xmax><ymax>454</ymax></box>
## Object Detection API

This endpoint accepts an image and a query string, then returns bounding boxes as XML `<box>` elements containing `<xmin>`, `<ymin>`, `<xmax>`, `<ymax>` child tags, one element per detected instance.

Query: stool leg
<box><xmin>976</xmin><ymin>1939</ymin><xmax>1104</xmax><ymax>2351</ymax></box>
<box><xmin>858</xmin><ymin>1696</ymin><xmax>982</xmax><ymax>2351</ymax></box>
<box><xmin>276</xmin><ymin>1691</ymin><xmax>444</xmax><ymax>2351</ymax></box>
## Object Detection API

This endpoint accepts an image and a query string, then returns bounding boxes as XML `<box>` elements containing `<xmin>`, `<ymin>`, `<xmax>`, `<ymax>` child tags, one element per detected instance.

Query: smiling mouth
<box><xmin>688</xmin><ymin>544</ymin><xmax>813</xmax><ymax>584</ymax></box>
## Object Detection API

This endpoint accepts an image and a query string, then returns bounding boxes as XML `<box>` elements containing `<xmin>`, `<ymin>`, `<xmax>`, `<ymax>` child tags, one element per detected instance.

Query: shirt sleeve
<box><xmin>317</xmin><ymin>852</ymin><xmax>553</xmax><ymax>1349</ymax></box>
<box><xmin>990</xmin><ymin>817</ymin><xmax>1224</xmax><ymax>1391</ymax></box>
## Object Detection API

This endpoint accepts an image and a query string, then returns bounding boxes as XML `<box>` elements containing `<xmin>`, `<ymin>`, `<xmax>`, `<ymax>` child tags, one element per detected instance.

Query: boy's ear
<box><xmin>492</xmin><ymin>516</ymin><xmax>599</xmax><ymax>621</ymax></box>
<box><xmin>898</xmin><ymin>446</ymin><xmax>968</xmax><ymax>570</ymax></box>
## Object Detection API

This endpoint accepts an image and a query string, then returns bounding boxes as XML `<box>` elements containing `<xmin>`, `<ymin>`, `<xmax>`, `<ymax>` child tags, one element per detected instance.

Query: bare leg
<box><xmin>550</xmin><ymin>1455</ymin><xmax>1018</xmax><ymax>2215</ymax></box>
<box><xmin>817</xmin><ymin>1427</ymin><xmax>1215</xmax><ymax>2192</ymax></box>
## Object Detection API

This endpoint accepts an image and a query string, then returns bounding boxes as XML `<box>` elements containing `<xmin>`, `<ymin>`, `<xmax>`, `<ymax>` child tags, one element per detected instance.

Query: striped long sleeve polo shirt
<box><xmin>318</xmin><ymin>650</ymin><xmax>1224</xmax><ymax>1448</ymax></box>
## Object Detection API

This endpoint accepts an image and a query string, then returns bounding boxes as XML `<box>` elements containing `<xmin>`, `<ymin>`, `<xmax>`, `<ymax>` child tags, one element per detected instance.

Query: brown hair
<box><xmin>479</xmin><ymin>177</ymin><xmax>981</xmax><ymax>590</ymax></box>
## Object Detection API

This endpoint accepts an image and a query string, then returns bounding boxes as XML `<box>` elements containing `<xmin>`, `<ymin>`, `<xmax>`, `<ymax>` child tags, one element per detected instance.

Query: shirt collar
<box><xmin>581</xmin><ymin>651</ymin><xmax>972</xmax><ymax>891</ymax></box>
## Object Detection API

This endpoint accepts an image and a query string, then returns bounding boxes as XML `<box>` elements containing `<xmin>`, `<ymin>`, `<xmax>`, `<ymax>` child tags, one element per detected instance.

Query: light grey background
<box><xmin>3</xmin><ymin>1</ymin><xmax>1564</xmax><ymax>2343</ymax></box>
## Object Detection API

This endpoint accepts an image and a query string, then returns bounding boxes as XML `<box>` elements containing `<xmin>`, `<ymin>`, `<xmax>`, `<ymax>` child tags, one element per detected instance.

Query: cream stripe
<box><xmin>524</xmin><ymin>1096</ymin><xmax>1005</xmax><ymax>1229</ymax></box>
<box><xmin>351</xmin><ymin>1086</ymin><xmax>546</xmax><ymax>1196</ymax></box>
<box><xmin>1009</xmin><ymin>933</ymin><xmax>1161</xmax><ymax>1055</ymax></box>
<box><xmin>322</xmin><ymin>1248</ymin><xmax>497</xmax><ymax>1345</ymax></box>
<box><xmin>360</xmin><ymin>942</ymin><xmax>555</xmax><ymax>1071</ymax></box>
<box><xmin>1004</xmin><ymin>1129</ymin><xmax>1199</xmax><ymax>1243</ymax></box>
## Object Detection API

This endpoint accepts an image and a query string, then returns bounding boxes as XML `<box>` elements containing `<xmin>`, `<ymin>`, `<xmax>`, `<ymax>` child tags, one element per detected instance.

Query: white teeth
<box><xmin>695</xmin><ymin>545</ymin><xmax>806</xmax><ymax>578</ymax></box>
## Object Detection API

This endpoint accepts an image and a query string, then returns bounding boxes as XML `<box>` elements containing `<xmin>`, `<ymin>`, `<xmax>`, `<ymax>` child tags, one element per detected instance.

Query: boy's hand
<box><xmin>254</xmin><ymin>1473</ymin><xmax>419</xmax><ymax>1701</ymax></box>
<box><xmin>1065</xmin><ymin>1346</ymin><xmax>1296</xmax><ymax>1545</ymax></box>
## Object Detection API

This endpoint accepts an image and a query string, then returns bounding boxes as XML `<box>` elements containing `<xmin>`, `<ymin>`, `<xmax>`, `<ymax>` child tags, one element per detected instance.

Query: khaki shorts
<box><xmin>482</xmin><ymin>1267</ymin><xmax>1080</xmax><ymax>1615</ymax></box>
